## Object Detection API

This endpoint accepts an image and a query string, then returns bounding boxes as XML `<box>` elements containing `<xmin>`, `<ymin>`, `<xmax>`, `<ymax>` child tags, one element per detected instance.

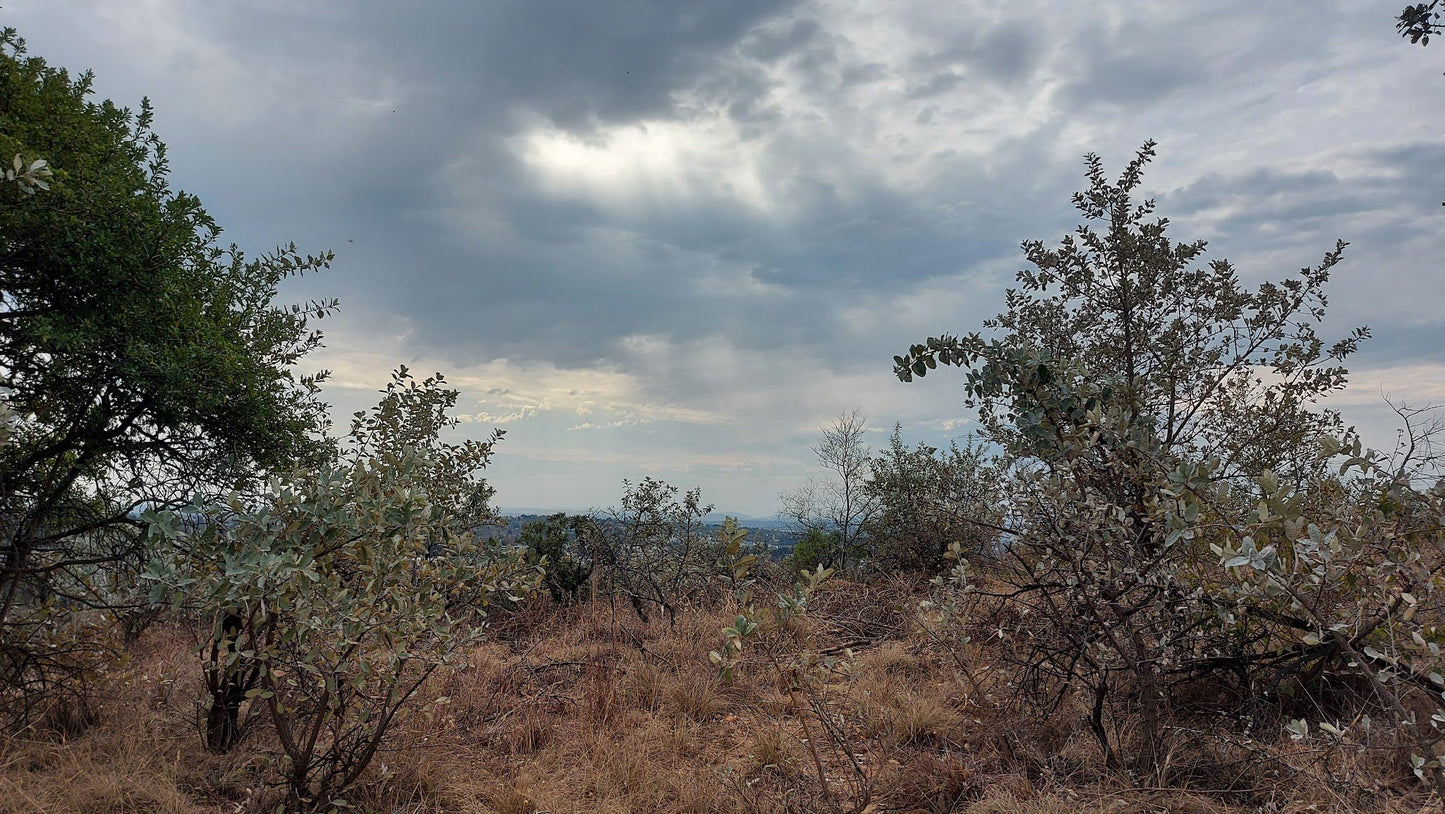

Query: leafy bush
<box><xmin>591</xmin><ymin>477</ymin><xmax>722</xmax><ymax>625</ymax></box>
<box><xmin>1212</xmin><ymin>438</ymin><xmax>1445</xmax><ymax>792</ymax></box>
<box><xmin>787</xmin><ymin>528</ymin><xmax>841</xmax><ymax>575</ymax></box>
<box><xmin>521</xmin><ymin>513</ymin><xmax>598</xmax><ymax>603</ymax></box>
<box><xmin>863</xmin><ymin>424</ymin><xmax>1002</xmax><ymax>573</ymax></box>
<box><xmin>896</xmin><ymin>142</ymin><xmax>1389</xmax><ymax>778</ymax></box>
<box><xmin>145</xmin><ymin>369</ymin><xmax>539</xmax><ymax>809</ymax></box>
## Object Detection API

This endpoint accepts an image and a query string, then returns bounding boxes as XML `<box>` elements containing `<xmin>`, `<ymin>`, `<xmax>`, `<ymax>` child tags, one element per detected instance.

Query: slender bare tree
<box><xmin>780</xmin><ymin>409</ymin><xmax>877</xmax><ymax>570</ymax></box>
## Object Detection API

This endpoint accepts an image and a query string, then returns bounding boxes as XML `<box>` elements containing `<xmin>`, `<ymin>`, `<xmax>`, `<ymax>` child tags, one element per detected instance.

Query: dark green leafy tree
<box><xmin>0</xmin><ymin>28</ymin><xmax>334</xmax><ymax>726</ymax></box>
<box><xmin>520</xmin><ymin>513</ymin><xmax>598</xmax><ymax>604</ymax></box>
<box><xmin>787</xmin><ymin>527</ymin><xmax>841</xmax><ymax>575</ymax></box>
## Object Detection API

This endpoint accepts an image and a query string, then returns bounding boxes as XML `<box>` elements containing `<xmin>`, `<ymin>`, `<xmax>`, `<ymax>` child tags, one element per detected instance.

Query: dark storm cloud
<box><xmin>905</xmin><ymin>19</ymin><xmax>1043</xmax><ymax>97</ymax></box>
<box><xmin>1061</xmin><ymin>52</ymin><xmax>1202</xmax><ymax>107</ymax></box>
<box><xmin>1353</xmin><ymin>323</ymin><xmax>1445</xmax><ymax>369</ymax></box>
<box><xmin>191</xmin><ymin>1</ymin><xmax>803</xmax><ymax>131</ymax></box>
<box><xmin>135</xmin><ymin>1</ymin><xmax>820</xmax><ymax>367</ymax></box>
<box><xmin>1041</xmin><ymin>8</ymin><xmax>1216</xmax><ymax>113</ymax></box>
<box><xmin>1162</xmin><ymin>143</ymin><xmax>1442</xmax><ymax>277</ymax></box>
<box><xmin>2</xmin><ymin>1</ymin><xmax>1110</xmax><ymax>376</ymax></box>
<box><xmin>4</xmin><ymin>0</ymin><xmax>1441</xmax><ymax>513</ymax></box>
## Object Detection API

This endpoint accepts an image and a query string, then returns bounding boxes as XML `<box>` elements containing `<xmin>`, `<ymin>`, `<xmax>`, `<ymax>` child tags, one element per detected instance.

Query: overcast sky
<box><xmin>7</xmin><ymin>2</ymin><xmax>1442</xmax><ymax>516</ymax></box>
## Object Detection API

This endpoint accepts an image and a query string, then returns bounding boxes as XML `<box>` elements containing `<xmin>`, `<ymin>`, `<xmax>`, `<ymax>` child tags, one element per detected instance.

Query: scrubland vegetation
<box><xmin>6</xmin><ymin>578</ymin><xmax>1443</xmax><ymax>814</ymax></box>
<box><xmin>4</xmin><ymin>14</ymin><xmax>1445</xmax><ymax>814</ymax></box>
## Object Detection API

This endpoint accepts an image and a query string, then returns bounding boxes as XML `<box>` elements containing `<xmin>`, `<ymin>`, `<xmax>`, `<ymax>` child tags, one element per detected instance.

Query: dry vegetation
<box><xmin>2</xmin><ymin>579</ymin><xmax>1439</xmax><ymax>814</ymax></box>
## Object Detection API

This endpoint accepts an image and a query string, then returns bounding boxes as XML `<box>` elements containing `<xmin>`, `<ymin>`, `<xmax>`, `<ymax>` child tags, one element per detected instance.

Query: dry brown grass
<box><xmin>0</xmin><ymin>591</ymin><xmax>1441</xmax><ymax>813</ymax></box>
<box><xmin>663</xmin><ymin>673</ymin><xmax>725</xmax><ymax>723</ymax></box>
<box><xmin>0</xmin><ymin>646</ymin><xmax>222</xmax><ymax>814</ymax></box>
<box><xmin>863</xmin><ymin>686</ymin><xmax>964</xmax><ymax>748</ymax></box>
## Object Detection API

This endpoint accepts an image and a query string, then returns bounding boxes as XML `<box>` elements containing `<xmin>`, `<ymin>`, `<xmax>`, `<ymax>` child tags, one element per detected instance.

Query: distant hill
<box><xmin>485</xmin><ymin>513</ymin><xmax>801</xmax><ymax>558</ymax></box>
<box><xmin>497</xmin><ymin>508</ymin><xmax>791</xmax><ymax>528</ymax></box>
